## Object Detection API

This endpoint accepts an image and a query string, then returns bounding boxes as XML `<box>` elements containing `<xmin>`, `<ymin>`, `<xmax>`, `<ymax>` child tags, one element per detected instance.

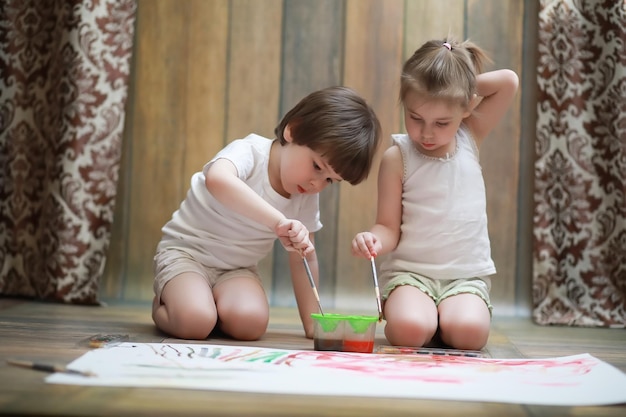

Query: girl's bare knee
<box><xmin>437</xmin><ymin>293</ymin><xmax>491</xmax><ymax>350</ymax></box>
<box><xmin>440</xmin><ymin>319</ymin><xmax>490</xmax><ymax>350</ymax></box>
<box><xmin>384</xmin><ymin>316</ymin><xmax>437</xmax><ymax>347</ymax></box>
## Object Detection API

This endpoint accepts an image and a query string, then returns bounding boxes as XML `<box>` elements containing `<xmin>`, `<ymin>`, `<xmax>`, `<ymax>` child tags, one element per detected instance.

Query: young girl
<box><xmin>352</xmin><ymin>38</ymin><xmax>518</xmax><ymax>350</ymax></box>
<box><xmin>153</xmin><ymin>86</ymin><xmax>381</xmax><ymax>341</ymax></box>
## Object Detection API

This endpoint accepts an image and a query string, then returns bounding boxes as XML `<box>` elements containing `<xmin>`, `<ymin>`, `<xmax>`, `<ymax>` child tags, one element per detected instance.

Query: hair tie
<box><xmin>442</xmin><ymin>42</ymin><xmax>452</xmax><ymax>51</ymax></box>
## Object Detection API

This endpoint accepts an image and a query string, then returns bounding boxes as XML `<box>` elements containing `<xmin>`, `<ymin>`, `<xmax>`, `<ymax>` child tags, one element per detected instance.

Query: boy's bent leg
<box><xmin>438</xmin><ymin>293</ymin><xmax>491</xmax><ymax>350</ymax></box>
<box><xmin>213</xmin><ymin>275</ymin><xmax>269</xmax><ymax>341</ymax></box>
<box><xmin>152</xmin><ymin>272</ymin><xmax>217</xmax><ymax>340</ymax></box>
<box><xmin>383</xmin><ymin>285</ymin><xmax>438</xmax><ymax>347</ymax></box>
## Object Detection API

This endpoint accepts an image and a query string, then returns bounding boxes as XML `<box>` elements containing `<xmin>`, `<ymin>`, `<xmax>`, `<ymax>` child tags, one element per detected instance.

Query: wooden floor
<box><xmin>0</xmin><ymin>297</ymin><xmax>624</xmax><ymax>417</ymax></box>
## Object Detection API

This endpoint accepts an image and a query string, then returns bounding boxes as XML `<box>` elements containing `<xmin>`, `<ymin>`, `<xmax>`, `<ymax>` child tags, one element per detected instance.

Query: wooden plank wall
<box><xmin>103</xmin><ymin>0</ymin><xmax>525</xmax><ymax>316</ymax></box>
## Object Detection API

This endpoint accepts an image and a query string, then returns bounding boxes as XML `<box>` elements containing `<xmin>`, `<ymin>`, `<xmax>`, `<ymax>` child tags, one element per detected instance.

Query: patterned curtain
<box><xmin>533</xmin><ymin>0</ymin><xmax>626</xmax><ymax>327</ymax></box>
<box><xmin>0</xmin><ymin>0</ymin><xmax>136</xmax><ymax>304</ymax></box>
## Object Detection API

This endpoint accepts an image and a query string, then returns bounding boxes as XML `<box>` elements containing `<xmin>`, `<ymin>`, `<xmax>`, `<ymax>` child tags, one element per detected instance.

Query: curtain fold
<box><xmin>0</xmin><ymin>0</ymin><xmax>136</xmax><ymax>304</ymax></box>
<box><xmin>533</xmin><ymin>0</ymin><xmax>626</xmax><ymax>326</ymax></box>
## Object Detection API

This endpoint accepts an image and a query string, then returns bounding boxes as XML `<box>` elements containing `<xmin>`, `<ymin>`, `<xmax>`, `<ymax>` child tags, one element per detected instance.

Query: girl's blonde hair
<box><xmin>400</xmin><ymin>37</ymin><xmax>491</xmax><ymax>109</ymax></box>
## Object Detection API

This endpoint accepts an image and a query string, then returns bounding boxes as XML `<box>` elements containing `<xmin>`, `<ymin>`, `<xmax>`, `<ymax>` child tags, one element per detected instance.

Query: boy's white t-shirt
<box><xmin>157</xmin><ymin>134</ymin><xmax>323</xmax><ymax>270</ymax></box>
<box><xmin>381</xmin><ymin>127</ymin><xmax>496</xmax><ymax>281</ymax></box>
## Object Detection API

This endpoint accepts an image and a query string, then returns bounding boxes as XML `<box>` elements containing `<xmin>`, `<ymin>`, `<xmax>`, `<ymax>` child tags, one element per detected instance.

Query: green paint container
<box><xmin>311</xmin><ymin>313</ymin><xmax>378</xmax><ymax>353</ymax></box>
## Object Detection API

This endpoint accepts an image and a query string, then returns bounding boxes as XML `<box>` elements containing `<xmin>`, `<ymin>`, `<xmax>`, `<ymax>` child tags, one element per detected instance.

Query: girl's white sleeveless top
<box><xmin>381</xmin><ymin>127</ymin><xmax>496</xmax><ymax>281</ymax></box>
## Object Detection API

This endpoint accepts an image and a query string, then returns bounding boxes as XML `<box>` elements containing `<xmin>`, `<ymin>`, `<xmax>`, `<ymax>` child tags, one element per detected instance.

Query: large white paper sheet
<box><xmin>46</xmin><ymin>343</ymin><xmax>626</xmax><ymax>406</ymax></box>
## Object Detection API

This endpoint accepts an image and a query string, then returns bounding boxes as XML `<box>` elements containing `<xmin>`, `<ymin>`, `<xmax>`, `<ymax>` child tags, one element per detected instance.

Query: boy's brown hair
<box><xmin>274</xmin><ymin>86</ymin><xmax>381</xmax><ymax>185</ymax></box>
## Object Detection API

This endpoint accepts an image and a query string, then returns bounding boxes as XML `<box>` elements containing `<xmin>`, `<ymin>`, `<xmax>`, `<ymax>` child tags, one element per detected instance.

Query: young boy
<box><xmin>152</xmin><ymin>86</ymin><xmax>382</xmax><ymax>341</ymax></box>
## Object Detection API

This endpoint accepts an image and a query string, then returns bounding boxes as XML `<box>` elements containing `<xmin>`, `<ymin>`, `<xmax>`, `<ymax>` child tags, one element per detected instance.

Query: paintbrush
<box><xmin>370</xmin><ymin>257</ymin><xmax>383</xmax><ymax>321</ymax></box>
<box><xmin>301</xmin><ymin>255</ymin><xmax>324</xmax><ymax>316</ymax></box>
<box><xmin>6</xmin><ymin>359</ymin><xmax>96</xmax><ymax>377</ymax></box>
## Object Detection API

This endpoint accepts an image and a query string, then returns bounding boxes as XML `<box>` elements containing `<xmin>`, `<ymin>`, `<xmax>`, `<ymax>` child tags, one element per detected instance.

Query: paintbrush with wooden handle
<box><xmin>301</xmin><ymin>255</ymin><xmax>324</xmax><ymax>316</ymax></box>
<box><xmin>371</xmin><ymin>256</ymin><xmax>383</xmax><ymax>321</ymax></box>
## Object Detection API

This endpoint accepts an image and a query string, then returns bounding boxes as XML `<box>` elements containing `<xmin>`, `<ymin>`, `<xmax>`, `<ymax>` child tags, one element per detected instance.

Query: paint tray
<box><xmin>311</xmin><ymin>313</ymin><xmax>378</xmax><ymax>353</ymax></box>
<box><xmin>375</xmin><ymin>345</ymin><xmax>486</xmax><ymax>358</ymax></box>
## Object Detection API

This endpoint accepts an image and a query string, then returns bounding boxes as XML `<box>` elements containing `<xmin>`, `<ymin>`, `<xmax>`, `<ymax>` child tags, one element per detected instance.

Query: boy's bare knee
<box><xmin>219</xmin><ymin>306</ymin><xmax>269</xmax><ymax>341</ymax></box>
<box><xmin>223</xmin><ymin>322</ymin><xmax>266</xmax><ymax>341</ymax></box>
<box><xmin>167</xmin><ymin>305</ymin><xmax>217</xmax><ymax>340</ymax></box>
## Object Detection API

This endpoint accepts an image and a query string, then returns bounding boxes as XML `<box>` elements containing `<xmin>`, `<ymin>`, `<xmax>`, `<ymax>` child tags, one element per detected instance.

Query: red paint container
<box><xmin>311</xmin><ymin>313</ymin><xmax>378</xmax><ymax>353</ymax></box>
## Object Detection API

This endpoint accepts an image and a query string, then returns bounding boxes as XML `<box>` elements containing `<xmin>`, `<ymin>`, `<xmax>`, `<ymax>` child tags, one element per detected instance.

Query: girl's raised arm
<box><xmin>466</xmin><ymin>69</ymin><xmax>519</xmax><ymax>146</ymax></box>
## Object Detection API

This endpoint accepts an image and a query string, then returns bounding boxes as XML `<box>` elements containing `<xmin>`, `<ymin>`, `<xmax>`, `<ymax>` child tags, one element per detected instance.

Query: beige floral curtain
<box><xmin>533</xmin><ymin>0</ymin><xmax>625</xmax><ymax>327</ymax></box>
<box><xmin>0</xmin><ymin>0</ymin><xmax>136</xmax><ymax>304</ymax></box>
